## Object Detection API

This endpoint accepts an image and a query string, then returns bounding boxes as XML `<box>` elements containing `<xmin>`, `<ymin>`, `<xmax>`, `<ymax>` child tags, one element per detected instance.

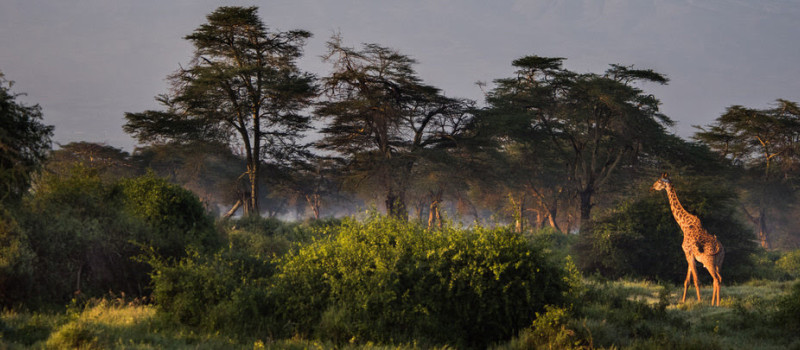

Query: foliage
<box><xmin>147</xmin><ymin>216</ymin><xmax>325</xmax><ymax>337</ymax></box>
<box><xmin>147</xmin><ymin>215</ymin><xmax>573</xmax><ymax>347</ymax></box>
<box><xmin>20</xmin><ymin>166</ymin><xmax>144</xmax><ymax>304</ymax></box>
<box><xmin>121</xmin><ymin>173</ymin><xmax>220</xmax><ymax>258</ymax></box>
<box><xmin>148</xmin><ymin>248</ymin><xmax>275</xmax><ymax>336</ymax></box>
<box><xmin>776</xmin><ymin>249</ymin><xmax>800</xmax><ymax>279</ymax></box>
<box><xmin>772</xmin><ymin>281</ymin><xmax>800</xmax><ymax>332</ymax></box>
<box><xmin>47</xmin><ymin>141</ymin><xmax>138</xmax><ymax>182</ymax></box>
<box><xmin>576</xmin><ymin>175</ymin><xmax>758</xmax><ymax>283</ymax></box>
<box><xmin>272</xmin><ymin>215</ymin><xmax>573</xmax><ymax>348</ymax></box>
<box><xmin>497</xmin><ymin>305</ymin><xmax>587</xmax><ymax>350</ymax></box>
<box><xmin>7</xmin><ymin>166</ymin><xmax>218</xmax><ymax>307</ymax></box>
<box><xmin>0</xmin><ymin>205</ymin><xmax>34</xmax><ymax>307</ymax></box>
<box><xmin>0</xmin><ymin>71</ymin><xmax>54</xmax><ymax>204</ymax></box>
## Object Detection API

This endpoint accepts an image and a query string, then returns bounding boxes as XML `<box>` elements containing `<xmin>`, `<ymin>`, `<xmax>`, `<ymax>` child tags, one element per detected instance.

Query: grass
<box><xmin>2</xmin><ymin>280</ymin><xmax>799</xmax><ymax>349</ymax></box>
<box><xmin>499</xmin><ymin>279</ymin><xmax>800</xmax><ymax>350</ymax></box>
<box><xmin>1</xmin><ymin>298</ymin><xmax>239</xmax><ymax>349</ymax></box>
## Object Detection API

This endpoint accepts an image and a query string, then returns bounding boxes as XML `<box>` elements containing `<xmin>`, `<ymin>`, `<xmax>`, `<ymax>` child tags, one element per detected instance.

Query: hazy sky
<box><xmin>1</xmin><ymin>0</ymin><xmax>799</xmax><ymax>151</ymax></box>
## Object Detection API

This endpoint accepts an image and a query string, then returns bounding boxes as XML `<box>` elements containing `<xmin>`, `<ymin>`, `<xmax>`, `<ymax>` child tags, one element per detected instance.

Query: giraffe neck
<box><xmin>664</xmin><ymin>183</ymin><xmax>699</xmax><ymax>232</ymax></box>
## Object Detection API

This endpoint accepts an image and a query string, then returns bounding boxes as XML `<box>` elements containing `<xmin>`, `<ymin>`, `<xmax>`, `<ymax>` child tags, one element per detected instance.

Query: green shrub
<box><xmin>148</xmin><ymin>216</ymin><xmax>333</xmax><ymax>338</ymax></box>
<box><xmin>775</xmin><ymin>249</ymin><xmax>800</xmax><ymax>279</ymax></box>
<box><xmin>12</xmin><ymin>167</ymin><xmax>219</xmax><ymax>306</ymax></box>
<box><xmin>748</xmin><ymin>250</ymin><xmax>788</xmax><ymax>281</ymax></box>
<box><xmin>148</xmin><ymin>248</ymin><xmax>275</xmax><ymax>335</ymax></box>
<box><xmin>499</xmin><ymin>305</ymin><xmax>584</xmax><ymax>350</ymax></box>
<box><xmin>121</xmin><ymin>173</ymin><xmax>220</xmax><ymax>257</ymax></box>
<box><xmin>272</xmin><ymin>215</ymin><xmax>573</xmax><ymax>348</ymax></box>
<box><xmin>773</xmin><ymin>281</ymin><xmax>800</xmax><ymax>332</ymax></box>
<box><xmin>219</xmin><ymin>215</ymin><xmax>332</xmax><ymax>257</ymax></box>
<box><xmin>0</xmin><ymin>205</ymin><xmax>34</xmax><ymax>307</ymax></box>
<box><xmin>20</xmin><ymin>166</ymin><xmax>144</xmax><ymax>304</ymax></box>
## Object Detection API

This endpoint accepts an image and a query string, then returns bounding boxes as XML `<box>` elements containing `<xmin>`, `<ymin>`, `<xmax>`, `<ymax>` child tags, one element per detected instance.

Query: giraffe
<box><xmin>651</xmin><ymin>173</ymin><xmax>725</xmax><ymax>306</ymax></box>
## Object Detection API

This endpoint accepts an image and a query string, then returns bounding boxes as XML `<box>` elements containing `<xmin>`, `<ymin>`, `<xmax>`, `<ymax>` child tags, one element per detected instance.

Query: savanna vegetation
<box><xmin>2</xmin><ymin>6</ymin><xmax>800</xmax><ymax>349</ymax></box>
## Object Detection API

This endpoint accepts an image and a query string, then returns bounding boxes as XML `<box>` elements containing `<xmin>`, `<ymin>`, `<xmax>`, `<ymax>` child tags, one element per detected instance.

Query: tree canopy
<box><xmin>315</xmin><ymin>36</ymin><xmax>474</xmax><ymax>219</ymax></box>
<box><xmin>124</xmin><ymin>6</ymin><xmax>316</xmax><ymax>216</ymax></box>
<box><xmin>480</xmin><ymin>56</ymin><xmax>672</xmax><ymax>232</ymax></box>
<box><xmin>695</xmin><ymin>99</ymin><xmax>800</xmax><ymax>248</ymax></box>
<box><xmin>0</xmin><ymin>71</ymin><xmax>53</xmax><ymax>203</ymax></box>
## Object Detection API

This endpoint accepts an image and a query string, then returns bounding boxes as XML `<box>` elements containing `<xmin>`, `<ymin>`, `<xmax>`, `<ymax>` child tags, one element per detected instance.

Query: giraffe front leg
<box><xmin>681</xmin><ymin>264</ymin><xmax>692</xmax><ymax>303</ymax></box>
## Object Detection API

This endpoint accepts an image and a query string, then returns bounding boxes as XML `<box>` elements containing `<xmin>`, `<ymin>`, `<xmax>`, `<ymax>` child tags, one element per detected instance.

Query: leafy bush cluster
<box><xmin>0</xmin><ymin>167</ymin><xmax>219</xmax><ymax>307</ymax></box>
<box><xmin>149</xmin><ymin>215</ymin><xmax>575</xmax><ymax>348</ymax></box>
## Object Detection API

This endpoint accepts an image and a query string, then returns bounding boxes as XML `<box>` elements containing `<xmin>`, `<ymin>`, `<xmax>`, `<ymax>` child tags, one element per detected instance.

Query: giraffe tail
<box><xmin>710</xmin><ymin>235</ymin><xmax>723</xmax><ymax>255</ymax></box>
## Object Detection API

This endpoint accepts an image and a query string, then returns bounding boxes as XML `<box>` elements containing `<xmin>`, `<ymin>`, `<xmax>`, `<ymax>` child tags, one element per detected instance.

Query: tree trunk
<box><xmin>414</xmin><ymin>200</ymin><xmax>425</xmax><ymax>223</ymax></box>
<box><xmin>509</xmin><ymin>192</ymin><xmax>526</xmax><ymax>233</ymax></box>
<box><xmin>428</xmin><ymin>189</ymin><xmax>443</xmax><ymax>228</ymax></box>
<box><xmin>76</xmin><ymin>264</ymin><xmax>83</xmax><ymax>294</ymax></box>
<box><xmin>532</xmin><ymin>210</ymin><xmax>545</xmax><ymax>229</ymax></box>
<box><xmin>742</xmin><ymin>205</ymin><xmax>771</xmax><ymax>249</ymax></box>
<box><xmin>223</xmin><ymin>199</ymin><xmax>243</xmax><ymax>219</ymax></box>
<box><xmin>547</xmin><ymin>207</ymin><xmax>561</xmax><ymax>232</ymax></box>
<box><xmin>305</xmin><ymin>194</ymin><xmax>321</xmax><ymax>220</ymax></box>
<box><xmin>757</xmin><ymin>213</ymin><xmax>769</xmax><ymax>249</ymax></box>
<box><xmin>578</xmin><ymin>187</ymin><xmax>594</xmax><ymax>234</ymax></box>
<box><xmin>385</xmin><ymin>190</ymin><xmax>408</xmax><ymax>220</ymax></box>
<box><xmin>247</xmin><ymin>165</ymin><xmax>259</xmax><ymax>216</ymax></box>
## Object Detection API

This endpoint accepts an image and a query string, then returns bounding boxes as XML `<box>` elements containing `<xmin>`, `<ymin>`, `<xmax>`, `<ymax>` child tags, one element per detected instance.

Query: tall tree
<box><xmin>695</xmin><ymin>100</ymin><xmax>800</xmax><ymax>248</ymax></box>
<box><xmin>315</xmin><ymin>36</ymin><xmax>474</xmax><ymax>219</ymax></box>
<box><xmin>0</xmin><ymin>71</ymin><xmax>53</xmax><ymax>203</ymax></box>
<box><xmin>483</xmin><ymin>56</ymin><xmax>671</xmax><ymax>232</ymax></box>
<box><xmin>124</xmin><ymin>6</ymin><xmax>316</xmax><ymax>216</ymax></box>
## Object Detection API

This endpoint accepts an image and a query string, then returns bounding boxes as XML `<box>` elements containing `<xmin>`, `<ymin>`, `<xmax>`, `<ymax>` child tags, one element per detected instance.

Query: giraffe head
<box><xmin>651</xmin><ymin>172</ymin><xmax>671</xmax><ymax>191</ymax></box>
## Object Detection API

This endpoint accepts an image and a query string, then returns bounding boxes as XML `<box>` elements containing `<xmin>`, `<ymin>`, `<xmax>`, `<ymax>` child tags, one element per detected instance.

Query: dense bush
<box><xmin>577</xmin><ymin>176</ymin><xmax>758</xmax><ymax>283</ymax></box>
<box><xmin>121</xmin><ymin>173</ymin><xmax>220</xmax><ymax>257</ymax></box>
<box><xmin>148</xmin><ymin>216</ymin><xmax>323</xmax><ymax>336</ymax></box>
<box><xmin>19</xmin><ymin>167</ymin><xmax>142</xmax><ymax>304</ymax></box>
<box><xmin>0</xmin><ymin>206</ymin><xmax>34</xmax><ymax>306</ymax></box>
<box><xmin>775</xmin><ymin>249</ymin><xmax>800</xmax><ymax>279</ymax></box>
<box><xmin>148</xmin><ymin>216</ymin><xmax>575</xmax><ymax>347</ymax></box>
<box><xmin>4</xmin><ymin>167</ymin><xmax>219</xmax><ymax>307</ymax></box>
<box><xmin>773</xmin><ymin>281</ymin><xmax>800</xmax><ymax>332</ymax></box>
<box><xmin>272</xmin><ymin>216</ymin><xmax>575</xmax><ymax>348</ymax></box>
<box><xmin>148</xmin><ymin>249</ymin><xmax>274</xmax><ymax>334</ymax></box>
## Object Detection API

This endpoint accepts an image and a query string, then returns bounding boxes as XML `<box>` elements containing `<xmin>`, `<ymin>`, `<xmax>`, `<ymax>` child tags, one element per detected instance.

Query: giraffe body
<box><xmin>652</xmin><ymin>173</ymin><xmax>725</xmax><ymax>306</ymax></box>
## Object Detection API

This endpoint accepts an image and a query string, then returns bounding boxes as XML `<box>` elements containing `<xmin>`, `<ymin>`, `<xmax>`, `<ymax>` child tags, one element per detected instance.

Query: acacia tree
<box><xmin>0</xmin><ymin>71</ymin><xmax>53</xmax><ymax>204</ymax></box>
<box><xmin>483</xmin><ymin>56</ymin><xmax>671</xmax><ymax>232</ymax></box>
<box><xmin>124</xmin><ymin>6</ymin><xmax>316</xmax><ymax>216</ymax></box>
<box><xmin>315</xmin><ymin>36</ymin><xmax>474</xmax><ymax>219</ymax></box>
<box><xmin>47</xmin><ymin>142</ymin><xmax>138</xmax><ymax>182</ymax></box>
<box><xmin>695</xmin><ymin>100</ymin><xmax>800</xmax><ymax>248</ymax></box>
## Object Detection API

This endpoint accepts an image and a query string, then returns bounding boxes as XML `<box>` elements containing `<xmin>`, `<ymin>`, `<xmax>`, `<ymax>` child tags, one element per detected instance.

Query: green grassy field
<box><xmin>2</xmin><ymin>279</ymin><xmax>798</xmax><ymax>349</ymax></box>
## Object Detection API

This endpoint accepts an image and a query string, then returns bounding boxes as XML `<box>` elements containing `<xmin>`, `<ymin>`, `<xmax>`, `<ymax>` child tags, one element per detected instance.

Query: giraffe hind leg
<box><xmin>712</xmin><ymin>266</ymin><xmax>723</xmax><ymax>306</ymax></box>
<box><xmin>691</xmin><ymin>264</ymin><xmax>701</xmax><ymax>301</ymax></box>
